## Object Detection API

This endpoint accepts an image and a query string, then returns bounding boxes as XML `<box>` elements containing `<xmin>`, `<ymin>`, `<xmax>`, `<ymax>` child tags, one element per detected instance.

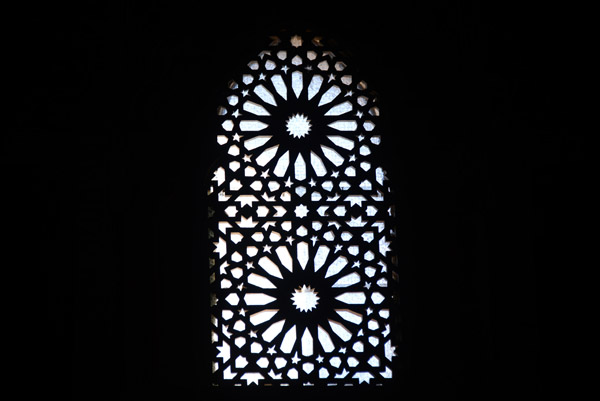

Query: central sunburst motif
<box><xmin>291</xmin><ymin>285</ymin><xmax>320</xmax><ymax>312</ymax></box>
<box><xmin>286</xmin><ymin>113</ymin><xmax>311</xmax><ymax>138</ymax></box>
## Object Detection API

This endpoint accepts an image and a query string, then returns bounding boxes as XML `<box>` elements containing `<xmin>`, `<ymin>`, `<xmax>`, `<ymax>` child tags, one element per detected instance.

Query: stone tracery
<box><xmin>209</xmin><ymin>34</ymin><xmax>398</xmax><ymax>386</ymax></box>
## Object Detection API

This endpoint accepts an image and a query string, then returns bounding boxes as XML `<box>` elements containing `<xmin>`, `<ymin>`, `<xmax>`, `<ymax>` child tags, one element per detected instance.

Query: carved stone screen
<box><xmin>208</xmin><ymin>34</ymin><xmax>399</xmax><ymax>386</ymax></box>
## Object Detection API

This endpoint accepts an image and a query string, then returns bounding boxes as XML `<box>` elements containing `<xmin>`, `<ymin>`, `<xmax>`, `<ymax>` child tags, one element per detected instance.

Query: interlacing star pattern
<box><xmin>209</xmin><ymin>34</ymin><xmax>399</xmax><ymax>386</ymax></box>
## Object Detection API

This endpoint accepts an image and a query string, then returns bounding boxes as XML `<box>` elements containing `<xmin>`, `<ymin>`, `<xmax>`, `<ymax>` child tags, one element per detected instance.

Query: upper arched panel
<box><xmin>215</xmin><ymin>34</ymin><xmax>383</xmax><ymax>181</ymax></box>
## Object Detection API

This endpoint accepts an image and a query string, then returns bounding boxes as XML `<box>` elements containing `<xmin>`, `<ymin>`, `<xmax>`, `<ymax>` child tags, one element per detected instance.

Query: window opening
<box><xmin>208</xmin><ymin>34</ymin><xmax>399</xmax><ymax>386</ymax></box>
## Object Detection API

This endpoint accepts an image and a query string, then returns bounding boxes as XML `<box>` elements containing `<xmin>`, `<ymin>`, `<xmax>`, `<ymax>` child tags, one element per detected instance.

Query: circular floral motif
<box><xmin>286</xmin><ymin>113</ymin><xmax>312</xmax><ymax>138</ymax></box>
<box><xmin>291</xmin><ymin>285</ymin><xmax>320</xmax><ymax>312</ymax></box>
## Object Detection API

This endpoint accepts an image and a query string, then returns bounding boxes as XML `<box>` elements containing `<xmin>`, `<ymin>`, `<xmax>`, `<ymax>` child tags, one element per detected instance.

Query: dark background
<box><xmin>10</xmin><ymin>1</ymin><xmax>578</xmax><ymax>400</ymax></box>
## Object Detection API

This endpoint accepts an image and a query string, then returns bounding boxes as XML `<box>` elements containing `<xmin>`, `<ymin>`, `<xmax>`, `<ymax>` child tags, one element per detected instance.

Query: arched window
<box><xmin>208</xmin><ymin>34</ymin><xmax>399</xmax><ymax>386</ymax></box>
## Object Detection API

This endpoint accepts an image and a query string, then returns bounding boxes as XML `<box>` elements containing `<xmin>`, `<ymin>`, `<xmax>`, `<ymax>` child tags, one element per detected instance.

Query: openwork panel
<box><xmin>208</xmin><ymin>34</ymin><xmax>399</xmax><ymax>386</ymax></box>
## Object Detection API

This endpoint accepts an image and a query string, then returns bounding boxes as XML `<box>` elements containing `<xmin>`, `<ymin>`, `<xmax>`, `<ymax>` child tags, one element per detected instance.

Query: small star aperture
<box><xmin>286</xmin><ymin>113</ymin><xmax>312</xmax><ymax>139</ymax></box>
<box><xmin>291</xmin><ymin>285</ymin><xmax>320</xmax><ymax>312</ymax></box>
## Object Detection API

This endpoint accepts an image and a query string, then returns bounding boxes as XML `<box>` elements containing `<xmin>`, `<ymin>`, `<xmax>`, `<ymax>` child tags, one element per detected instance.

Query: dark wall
<box><xmin>12</xmin><ymin>2</ymin><xmax>573</xmax><ymax>400</ymax></box>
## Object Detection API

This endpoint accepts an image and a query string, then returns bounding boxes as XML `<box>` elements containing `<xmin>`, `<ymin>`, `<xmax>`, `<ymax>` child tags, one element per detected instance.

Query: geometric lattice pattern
<box><xmin>208</xmin><ymin>34</ymin><xmax>399</xmax><ymax>386</ymax></box>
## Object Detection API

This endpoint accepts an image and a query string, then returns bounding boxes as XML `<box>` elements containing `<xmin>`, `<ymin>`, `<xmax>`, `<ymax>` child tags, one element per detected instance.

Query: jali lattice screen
<box><xmin>208</xmin><ymin>34</ymin><xmax>399</xmax><ymax>386</ymax></box>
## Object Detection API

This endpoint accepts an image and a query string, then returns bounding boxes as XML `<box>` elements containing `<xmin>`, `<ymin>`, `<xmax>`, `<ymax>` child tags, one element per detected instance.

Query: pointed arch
<box><xmin>208</xmin><ymin>33</ymin><xmax>399</xmax><ymax>386</ymax></box>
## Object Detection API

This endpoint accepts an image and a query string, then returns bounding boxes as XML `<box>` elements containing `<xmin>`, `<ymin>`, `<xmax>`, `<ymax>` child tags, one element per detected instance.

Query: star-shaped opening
<box><xmin>286</xmin><ymin>113</ymin><xmax>312</xmax><ymax>138</ymax></box>
<box><xmin>291</xmin><ymin>285</ymin><xmax>319</xmax><ymax>312</ymax></box>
